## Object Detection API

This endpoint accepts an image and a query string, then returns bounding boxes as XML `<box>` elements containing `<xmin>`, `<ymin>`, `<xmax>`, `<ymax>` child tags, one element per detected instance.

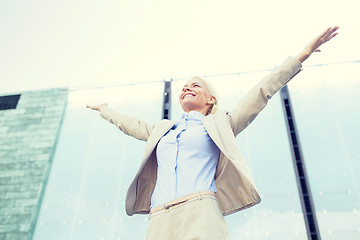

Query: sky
<box><xmin>0</xmin><ymin>0</ymin><xmax>359</xmax><ymax>94</ymax></box>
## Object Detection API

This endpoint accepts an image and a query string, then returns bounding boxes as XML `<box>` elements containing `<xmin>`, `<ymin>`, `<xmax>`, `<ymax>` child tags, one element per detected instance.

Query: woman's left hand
<box><xmin>297</xmin><ymin>26</ymin><xmax>339</xmax><ymax>63</ymax></box>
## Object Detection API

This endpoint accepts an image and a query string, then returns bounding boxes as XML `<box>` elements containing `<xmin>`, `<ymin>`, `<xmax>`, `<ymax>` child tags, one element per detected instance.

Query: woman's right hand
<box><xmin>86</xmin><ymin>103</ymin><xmax>108</xmax><ymax>112</ymax></box>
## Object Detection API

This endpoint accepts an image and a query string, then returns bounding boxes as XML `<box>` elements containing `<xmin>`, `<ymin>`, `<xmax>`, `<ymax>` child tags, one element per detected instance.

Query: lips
<box><xmin>182</xmin><ymin>92</ymin><xmax>196</xmax><ymax>99</ymax></box>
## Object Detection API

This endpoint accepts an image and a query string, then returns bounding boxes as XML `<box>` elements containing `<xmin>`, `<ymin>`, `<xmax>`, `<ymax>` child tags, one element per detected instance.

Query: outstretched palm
<box><xmin>307</xmin><ymin>26</ymin><xmax>339</xmax><ymax>53</ymax></box>
<box><xmin>298</xmin><ymin>26</ymin><xmax>339</xmax><ymax>63</ymax></box>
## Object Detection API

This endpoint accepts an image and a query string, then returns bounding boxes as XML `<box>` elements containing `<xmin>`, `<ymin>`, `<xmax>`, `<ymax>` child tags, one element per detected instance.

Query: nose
<box><xmin>183</xmin><ymin>86</ymin><xmax>193</xmax><ymax>92</ymax></box>
<box><xmin>180</xmin><ymin>86</ymin><xmax>192</xmax><ymax>99</ymax></box>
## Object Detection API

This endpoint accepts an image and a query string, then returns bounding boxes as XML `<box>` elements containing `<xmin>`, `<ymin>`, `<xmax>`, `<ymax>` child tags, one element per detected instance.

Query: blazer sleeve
<box><xmin>99</xmin><ymin>106</ymin><xmax>154</xmax><ymax>141</ymax></box>
<box><xmin>228</xmin><ymin>56</ymin><xmax>302</xmax><ymax>136</ymax></box>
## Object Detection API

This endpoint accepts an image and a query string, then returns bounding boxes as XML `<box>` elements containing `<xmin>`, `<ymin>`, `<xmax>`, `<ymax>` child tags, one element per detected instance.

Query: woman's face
<box><xmin>179</xmin><ymin>77</ymin><xmax>215</xmax><ymax>115</ymax></box>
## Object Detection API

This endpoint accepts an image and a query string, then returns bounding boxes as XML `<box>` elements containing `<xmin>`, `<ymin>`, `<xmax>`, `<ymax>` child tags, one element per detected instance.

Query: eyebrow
<box><xmin>183</xmin><ymin>82</ymin><xmax>201</xmax><ymax>88</ymax></box>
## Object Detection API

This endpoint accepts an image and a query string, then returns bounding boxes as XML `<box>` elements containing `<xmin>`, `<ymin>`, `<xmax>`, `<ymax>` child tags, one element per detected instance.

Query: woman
<box><xmin>87</xmin><ymin>26</ymin><xmax>339</xmax><ymax>240</ymax></box>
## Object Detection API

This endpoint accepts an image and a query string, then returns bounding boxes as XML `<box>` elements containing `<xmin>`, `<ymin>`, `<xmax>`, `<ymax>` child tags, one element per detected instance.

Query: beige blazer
<box><xmin>100</xmin><ymin>56</ymin><xmax>302</xmax><ymax>216</ymax></box>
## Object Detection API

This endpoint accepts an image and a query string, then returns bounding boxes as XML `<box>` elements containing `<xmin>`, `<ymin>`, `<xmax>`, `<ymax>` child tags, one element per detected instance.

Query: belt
<box><xmin>150</xmin><ymin>191</ymin><xmax>216</xmax><ymax>214</ymax></box>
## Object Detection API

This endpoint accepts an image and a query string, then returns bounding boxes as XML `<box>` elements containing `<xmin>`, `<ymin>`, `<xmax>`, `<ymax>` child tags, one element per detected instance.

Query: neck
<box><xmin>184</xmin><ymin>108</ymin><xmax>208</xmax><ymax>116</ymax></box>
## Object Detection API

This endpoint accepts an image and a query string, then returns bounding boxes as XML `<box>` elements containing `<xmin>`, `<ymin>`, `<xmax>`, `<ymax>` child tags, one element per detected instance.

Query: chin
<box><xmin>180</xmin><ymin>101</ymin><xmax>195</xmax><ymax>112</ymax></box>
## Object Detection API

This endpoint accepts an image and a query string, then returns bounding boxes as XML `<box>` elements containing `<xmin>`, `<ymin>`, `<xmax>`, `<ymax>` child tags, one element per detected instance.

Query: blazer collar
<box><xmin>201</xmin><ymin>113</ymin><xmax>226</xmax><ymax>154</ymax></box>
<box><xmin>138</xmin><ymin>120</ymin><xmax>176</xmax><ymax>173</ymax></box>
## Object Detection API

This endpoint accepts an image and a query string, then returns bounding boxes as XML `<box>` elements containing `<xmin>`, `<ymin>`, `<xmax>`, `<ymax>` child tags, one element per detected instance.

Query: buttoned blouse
<box><xmin>151</xmin><ymin>110</ymin><xmax>220</xmax><ymax>208</ymax></box>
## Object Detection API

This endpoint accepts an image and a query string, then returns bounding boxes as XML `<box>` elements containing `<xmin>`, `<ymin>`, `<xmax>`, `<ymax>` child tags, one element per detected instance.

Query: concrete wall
<box><xmin>0</xmin><ymin>88</ymin><xmax>68</xmax><ymax>240</ymax></box>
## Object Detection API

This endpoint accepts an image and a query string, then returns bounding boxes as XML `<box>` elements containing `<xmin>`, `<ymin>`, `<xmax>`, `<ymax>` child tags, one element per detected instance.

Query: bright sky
<box><xmin>0</xmin><ymin>0</ymin><xmax>359</xmax><ymax>94</ymax></box>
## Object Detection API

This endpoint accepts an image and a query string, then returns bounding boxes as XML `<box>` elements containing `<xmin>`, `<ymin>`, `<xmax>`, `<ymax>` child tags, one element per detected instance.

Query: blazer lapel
<box><xmin>202</xmin><ymin>114</ymin><xmax>227</xmax><ymax>155</ymax></box>
<box><xmin>137</xmin><ymin>120</ymin><xmax>176</xmax><ymax>173</ymax></box>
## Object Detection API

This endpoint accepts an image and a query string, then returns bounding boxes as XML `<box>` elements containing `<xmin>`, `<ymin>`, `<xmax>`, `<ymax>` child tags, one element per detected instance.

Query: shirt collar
<box><xmin>181</xmin><ymin>111</ymin><xmax>205</xmax><ymax>121</ymax></box>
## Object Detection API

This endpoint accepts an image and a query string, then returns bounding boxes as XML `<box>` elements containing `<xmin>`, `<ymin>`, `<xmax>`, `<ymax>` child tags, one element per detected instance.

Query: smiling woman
<box><xmin>179</xmin><ymin>76</ymin><xmax>218</xmax><ymax>115</ymax></box>
<box><xmin>86</xmin><ymin>26</ymin><xmax>339</xmax><ymax>240</ymax></box>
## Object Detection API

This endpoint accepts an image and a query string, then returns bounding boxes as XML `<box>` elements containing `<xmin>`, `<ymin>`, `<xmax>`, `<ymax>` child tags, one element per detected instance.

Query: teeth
<box><xmin>184</xmin><ymin>94</ymin><xmax>194</xmax><ymax>98</ymax></box>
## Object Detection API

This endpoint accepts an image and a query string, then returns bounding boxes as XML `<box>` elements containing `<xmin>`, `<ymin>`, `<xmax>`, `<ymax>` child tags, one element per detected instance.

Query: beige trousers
<box><xmin>145</xmin><ymin>194</ymin><xmax>228</xmax><ymax>240</ymax></box>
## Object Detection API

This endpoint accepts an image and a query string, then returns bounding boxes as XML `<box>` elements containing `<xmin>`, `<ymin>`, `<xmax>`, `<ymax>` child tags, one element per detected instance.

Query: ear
<box><xmin>207</xmin><ymin>96</ymin><xmax>216</xmax><ymax>105</ymax></box>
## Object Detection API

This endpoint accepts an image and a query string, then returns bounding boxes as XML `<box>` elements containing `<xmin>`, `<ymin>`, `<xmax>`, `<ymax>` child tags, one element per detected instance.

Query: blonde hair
<box><xmin>191</xmin><ymin>76</ymin><xmax>218</xmax><ymax>115</ymax></box>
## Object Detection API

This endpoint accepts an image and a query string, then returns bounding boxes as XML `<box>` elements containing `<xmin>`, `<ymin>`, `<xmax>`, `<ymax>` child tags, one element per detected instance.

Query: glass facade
<box><xmin>288</xmin><ymin>63</ymin><xmax>360</xmax><ymax>240</ymax></box>
<box><xmin>33</xmin><ymin>62</ymin><xmax>359</xmax><ymax>239</ymax></box>
<box><xmin>33</xmin><ymin>83</ymin><xmax>163</xmax><ymax>240</ymax></box>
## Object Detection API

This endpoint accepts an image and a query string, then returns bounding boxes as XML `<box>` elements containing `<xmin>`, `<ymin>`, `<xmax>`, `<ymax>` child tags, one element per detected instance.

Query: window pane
<box><xmin>33</xmin><ymin>82</ymin><xmax>163</xmax><ymax>240</ymax></box>
<box><xmin>288</xmin><ymin>63</ymin><xmax>360</xmax><ymax>240</ymax></box>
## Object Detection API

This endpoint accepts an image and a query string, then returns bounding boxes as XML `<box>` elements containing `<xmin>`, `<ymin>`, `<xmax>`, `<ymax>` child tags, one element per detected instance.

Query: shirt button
<box><xmin>267</xmin><ymin>94</ymin><xmax>272</xmax><ymax>100</ymax></box>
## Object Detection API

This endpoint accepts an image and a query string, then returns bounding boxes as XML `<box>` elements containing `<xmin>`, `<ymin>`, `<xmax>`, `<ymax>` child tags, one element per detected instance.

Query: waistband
<box><xmin>150</xmin><ymin>191</ymin><xmax>216</xmax><ymax>214</ymax></box>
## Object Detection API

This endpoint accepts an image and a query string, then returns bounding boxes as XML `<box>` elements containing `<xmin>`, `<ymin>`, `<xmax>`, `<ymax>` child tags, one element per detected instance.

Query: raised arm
<box><xmin>229</xmin><ymin>26</ymin><xmax>339</xmax><ymax>136</ymax></box>
<box><xmin>87</xmin><ymin>103</ymin><xmax>154</xmax><ymax>141</ymax></box>
<box><xmin>228</xmin><ymin>56</ymin><xmax>302</xmax><ymax>135</ymax></box>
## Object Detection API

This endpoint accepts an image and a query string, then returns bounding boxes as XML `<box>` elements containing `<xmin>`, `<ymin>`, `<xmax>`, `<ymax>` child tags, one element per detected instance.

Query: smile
<box><xmin>182</xmin><ymin>92</ymin><xmax>196</xmax><ymax>99</ymax></box>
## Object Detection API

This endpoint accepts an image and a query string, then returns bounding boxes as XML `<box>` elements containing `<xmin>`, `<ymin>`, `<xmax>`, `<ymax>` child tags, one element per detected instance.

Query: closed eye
<box><xmin>181</xmin><ymin>82</ymin><xmax>201</xmax><ymax>92</ymax></box>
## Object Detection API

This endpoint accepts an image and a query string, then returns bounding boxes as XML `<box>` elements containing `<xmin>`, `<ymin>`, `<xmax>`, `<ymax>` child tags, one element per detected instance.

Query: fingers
<box><xmin>327</xmin><ymin>31</ymin><xmax>338</xmax><ymax>41</ymax></box>
<box><xmin>86</xmin><ymin>103</ymin><xmax>108</xmax><ymax>111</ymax></box>
<box><xmin>86</xmin><ymin>105</ymin><xmax>96</xmax><ymax>109</ymax></box>
<box><xmin>323</xmin><ymin>26</ymin><xmax>339</xmax><ymax>42</ymax></box>
<box><xmin>329</xmin><ymin>26</ymin><xmax>339</xmax><ymax>34</ymax></box>
<box><xmin>86</xmin><ymin>105</ymin><xmax>99</xmax><ymax>111</ymax></box>
<box><xmin>319</xmin><ymin>26</ymin><xmax>338</xmax><ymax>38</ymax></box>
<box><xmin>313</xmin><ymin>26</ymin><xmax>339</xmax><ymax>52</ymax></box>
<box><xmin>299</xmin><ymin>26</ymin><xmax>339</xmax><ymax>62</ymax></box>
<box><xmin>320</xmin><ymin>27</ymin><xmax>332</xmax><ymax>39</ymax></box>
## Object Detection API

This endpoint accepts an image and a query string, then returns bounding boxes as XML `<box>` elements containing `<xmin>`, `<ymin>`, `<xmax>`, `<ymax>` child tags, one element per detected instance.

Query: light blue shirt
<box><xmin>150</xmin><ymin>111</ymin><xmax>220</xmax><ymax>208</ymax></box>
